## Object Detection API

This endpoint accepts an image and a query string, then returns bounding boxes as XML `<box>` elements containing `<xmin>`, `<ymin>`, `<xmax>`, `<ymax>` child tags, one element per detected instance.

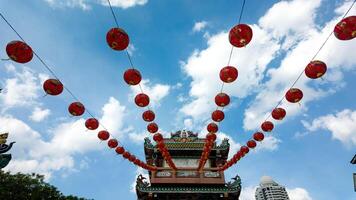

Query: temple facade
<box><xmin>0</xmin><ymin>132</ymin><xmax>14</xmax><ymax>169</ymax></box>
<box><xmin>136</xmin><ymin>130</ymin><xmax>241</xmax><ymax>200</ymax></box>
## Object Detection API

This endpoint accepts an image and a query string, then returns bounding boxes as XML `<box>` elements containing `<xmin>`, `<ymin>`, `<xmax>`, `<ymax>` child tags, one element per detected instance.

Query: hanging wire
<box><xmin>0</xmin><ymin>13</ymin><xmax>142</xmax><ymax>149</ymax></box>
<box><xmin>221</xmin><ymin>0</ymin><xmax>356</xmax><ymax>171</ymax></box>
<box><xmin>106</xmin><ymin>0</ymin><xmax>175</xmax><ymax>169</ymax></box>
<box><xmin>263</xmin><ymin>0</ymin><xmax>356</xmax><ymax>122</ymax></box>
<box><xmin>198</xmin><ymin>0</ymin><xmax>248</xmax><ymax>171</ymax></box>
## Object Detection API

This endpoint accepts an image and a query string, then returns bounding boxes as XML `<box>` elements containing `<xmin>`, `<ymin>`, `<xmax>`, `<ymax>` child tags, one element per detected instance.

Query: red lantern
<box><xmin>68</xmin><ymin>102</ymin><xmax>85</xmax><ymax>116</ymax></box>
<box><xmin>85</xmin><ymin>118</ymin><xmax>99</xmax><ymax>130</ymax></box>
<box><xmin>156</xmin><ymin>142</ymin><xmax>165</xmax><ymax>149</ymax></box>
<box><xmin>134</xmin><ymin>159</ymin><xmax>140</xmax><ymax>165</ymax></box>
<box><xmin>271</xmin><ymin>107</ymin><xmax>286</xmax><ymax>120</ymax></box>
<box><xmin>147</xmin><ymin>122</ymin><xmax>158</xmax><ymax>134</ymax></box>
<box><xmin>123</xmin><ymin>69</ymin><xmax>142</xmax><ymax>85</ymax></box>
<box><xmin>212</xmin><ymin>110</ymin><xmax>225</xmax><ymax>122</ymax></box>
<box><xmin>241</xmin><ymin>146</ymin><xmax>249</xmax><ymax>154</ymax></box>
<box><xmin>6</xmin><ymin>41</ymin><xmax>33</xmax><ymax>63</ymax></box>
<box><xmin>142</xmin><ymin>110</ymin><xmax>155</xmax><ymax>122</ymax></box>
<box><xmin>305</xmin><ymin>60</ymin><xmax>327</xmax><ymax>79</ymax></box>
<box><xmin>135</xmin><ymin>93</ymin><xmax>150</xmax><ymax>107</ymax></box>
<box><xmin>285</xmin><ymin>88</ymin><xmax>303</xmax><ymax>103</ymax></box>
<box><xmin>229</xmin><ymin>24</ymin><xmax>253</xmax><ymax>47</ymax></box>
<box><xmin>98</xmin><ymin>130</ymin><xmax>110</xmax><ymax>141</ymax></box>
<box><xmin>207</xmin><ymin>122</ymin><xmax>218</xmax><ymax>133</ymax></box>
<box><xmin>206</xmin><ymin>133</ymin><xmax>217</xmax><ymax>142</ymax></box>
<box><xmin>220</xmin><ymin>66</ymin><xmax>238</xmax><ymax>83</ymax></box>
<box><xmin>129</xmin><ymin>155</ymin><xmax>136</xmax><ymax>162</ymax></box>
<box><xmin>43</xmin><ymin>79</ymin><xmax>63</xmax><ymax>96</ymax></box>
<box><xmin>153</xmin><ymin>133</ymin><xmax>163</xmax><ymax>142</ymax></box>
<box><xmin>122</xmin><ymin>151</ymin><xmax>131</xmax><ymax>159</ymax></box>
<box><xmin>108</xmin><ymin>138</ymin><xmax>118</xmax><ymax>148</ymax></box>
<box><xmin>215</xmin><ymin>93</ymin><xmax>230</xmax><ymax>107</ymax></box>
<box><xmin>333</xmin><ymin>16</ymin><xmax>356</xmax><ymax>40</ymax></box>
<box><xmin>261</xmin><ymin>121</ymin><xmax>274</xmax><ymax>132</ymax></box>
<box><xmin>106</xmin><ymin>28</ymin><xmax>129</xmax><ymax>50</ymax></box>
<box><xmin>247</xmin><ymin>140</ymin><xmax>257</xmax><ymax>149</ymax></box>
<box><xmin>253</xmin><ymin>132</ymin><xmax>265</xmax><ymax>142</ymax></box>
<box><xmin>115</xmin><ymin>146</ymin><xmax>125</xmax><ymax>154</ymax></box>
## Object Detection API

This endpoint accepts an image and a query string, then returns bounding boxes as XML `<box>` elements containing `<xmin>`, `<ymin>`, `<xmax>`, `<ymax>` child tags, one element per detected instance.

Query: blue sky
<box><xmin>0</xmin><ymin>0</ymin><xmax>355</xmax><ymax>199</ymax></box>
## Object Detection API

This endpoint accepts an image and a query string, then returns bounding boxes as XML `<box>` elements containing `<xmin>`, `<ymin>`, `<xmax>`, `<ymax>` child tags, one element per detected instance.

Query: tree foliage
<box><xmin>0</xmin><ymin>170</ymin><xmax>91</xmax><ymax>200</ymax></box>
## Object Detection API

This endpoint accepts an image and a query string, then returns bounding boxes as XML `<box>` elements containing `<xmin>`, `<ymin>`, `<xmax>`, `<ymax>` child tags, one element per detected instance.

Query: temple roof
<box><xmin>136</xmin><ymin>174</ymin><xmax>241</xmax><ymax>194</ymax></box>
<box><xmin>144</xmin><ymin>130</ymin><xmax>230</xmax><ymax>151</ymax></box>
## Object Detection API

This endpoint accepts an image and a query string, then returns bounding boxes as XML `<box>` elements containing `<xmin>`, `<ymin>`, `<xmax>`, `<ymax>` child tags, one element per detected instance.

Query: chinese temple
<box><xmin>136</xmin><ymin>130</ymin><xmax>241</xmax><ymax>200</ymax></box>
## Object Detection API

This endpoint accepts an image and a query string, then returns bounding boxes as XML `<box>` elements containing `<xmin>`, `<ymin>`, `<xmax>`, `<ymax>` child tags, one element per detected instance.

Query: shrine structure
<box><xmin>135</xmin><ymin>130</ymin><xmax>241</xmax><ymax>200</ymax></box>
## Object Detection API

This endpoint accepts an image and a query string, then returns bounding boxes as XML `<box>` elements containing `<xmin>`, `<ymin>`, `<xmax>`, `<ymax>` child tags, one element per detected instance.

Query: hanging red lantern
<box><xmin>229</xmin><ymin>24</ymin><xmax>253</xmax><ymax>47</ymax></box>
<box><xmin>272</xmin><ymin>107</ymin><xmax>286</xmax><ymax>120</ymax></box>
<box><xmin>236</xmin><ymin>151</ymin><xmax>244</xmax><ymax>158</ymax></box>
<box><xmin>43</xmin><ymin>79</ymin><xmax>63</xmax><ymax>96</ymax></box>
<box><xmin>212</xmin><ymin>110</ymin><xmax>225</xmax><ymax>122</ymax></box>
<box><xmin>134</xmin><ymin>159</ymin><xmax>140</xmax><ymax>165</ymax></box>
<box><xmin>68</xmin><ymin>102</ymin><xmax>85</xmax><ymax>116</ymax></box>
<box><xmin>98</xmin><ymin>130</ymin><xmax>110</xmax><ymax>141</ymax></box>
<box><xmin>333</xmin><ymin>16</ymin><xmax>356</xmax><ymax>40</ymax></box>
<box><xmin>241</xmin><ymin>146</ymin><xmax>249</xmax><ymax>154</ymax></box>
<box><xmin>261</xmin><ymin>121</ymin><xmax>274</xmax><ymax>132</ymax></box>
<box><xmin>142</xmin><ymin>110</ymin><xmax>155</xmax><ymax>122</ymax></box>
<box><xmin>135</xmin><ymin>93</ymin><xmax>150</xmax><ymax>107</ymax></box>
<box><xmin>206</xmin><ymin>133</ymin><xmax>217</xmax><ymax>142</ymax></box>
<box><xmin>215</xmin><ymin>93</ymin><xmax>230</xmax><ymax>107</ymax></box>
<box><xmin>123</xmin><ymin>68</ymin><xmax>142</xmax><ymax>85</ymax></box>
<box><xmin>6</xmin><ymin>41</ymin><xmax>33</xmax><ymax>63</ymax></box>
<box><xmin>220</xmin><ymin>66</ymin><xmax>238</xmax><ymax>83</ymax></box>
<box><xmin>129</xmin><ymin>155</ymin><xmax>136</xmax><ymax>162</ymax></box>
<box><xmin>247</xmin><ymin>140</ymin><xmax>257</xmax><ymax>149</ymax></box>
<box><xmin>147</xmin><ymin>122</ymin><xmax>158</xmax><ymax>133</ymax></box>
<box><xmin>207</xmin><ymin>122</ymin><xmax>218</xmax><ymax>133</ymax></box>
<box><xmin>253</xmin><ymin>132</ymin><xmax>265</xmax><ymax>142</ymax></box>
<box><xmin>122</xmin><ymin>151</ymin><xmax>131</xmax><ymax>159</ymax></box>
<box><xmin>153</xmin><ymin>133</ymin><xmax>163</xmax><ymax>142</ymax></box>
<box><xmin>305</xmin><ymin>60</ymin><xmax>327</xmax><ymax>79</ymax></box>
<box><xmin>106</xmin><ymin>28</ymin><xmax>130</xmax><ymax>50</ymax></box>
<box><xmin>115</xmin><ymin>146</ymin><xmax>125</xmax><ymax>154</ymax></box>
<box><xmin>285</xmin><ymin>88</ymin><xmax>303</xmax><ymax>103</ymax></box>
<box><xmin>85</xmin><ymin>118</ymin><xmax>99</xmax><ymax>130</ymax></box>
<box><xmin>108</xmin><ymin>138</ymin><xmax>118</xmax><ymax>148</ymax></box>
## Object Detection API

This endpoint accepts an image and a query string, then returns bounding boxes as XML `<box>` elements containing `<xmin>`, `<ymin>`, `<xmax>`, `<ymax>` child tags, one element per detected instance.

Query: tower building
<box><xmin>255</xmin><ymin>176</ymin><xmax>289</xmax><ymax>200</ymax></box>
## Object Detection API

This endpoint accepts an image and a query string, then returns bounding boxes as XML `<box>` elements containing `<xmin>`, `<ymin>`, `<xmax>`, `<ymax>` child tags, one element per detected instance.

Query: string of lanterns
<box><xmin>105</xmin><ymin>0</ymin><xmax>176</xmax><ymax>170</ymax></box>
<box><xmin>218</xmin><ymin>13</ymin><xmax>356</xmax><ymax>172</ymax></box>
<box><xmin>197</xmin><ymin>0</ymin><xmax>251</xmax><ymax>171</ymax></box>
<box><xmin>0</xmin><ymin>13</ymin><xmax>157</xmax><ymax>171</ymax></box>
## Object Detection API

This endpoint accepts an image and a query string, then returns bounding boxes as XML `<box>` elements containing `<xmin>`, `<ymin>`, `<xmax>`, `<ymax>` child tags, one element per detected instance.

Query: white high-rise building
<box><xmin>255</xmin><ymin>176</ymin><xmax>290</xmax><ymax>200</ymax></box>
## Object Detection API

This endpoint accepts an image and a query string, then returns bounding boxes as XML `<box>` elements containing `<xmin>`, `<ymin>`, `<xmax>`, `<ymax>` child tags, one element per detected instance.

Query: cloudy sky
<box><xmin>0</xmin><ymin>0</ymin><xmax>355</xmax><ymax>199</ymax></box>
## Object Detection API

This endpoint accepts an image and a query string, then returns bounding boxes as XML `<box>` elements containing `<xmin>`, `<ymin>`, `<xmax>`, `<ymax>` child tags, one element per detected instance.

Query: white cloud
<box><xmin>259</xmin><ymin>0</ymin><xmax>321</xmax><ymax>50</ymax></box>
<box><xmin>29</xmin><ymin>107</ymin><xmax>51</xmax><ymax>122</ymax></box>
<box><xmin>243</xmin><ymin>0</ymin><xmax>356</xmax><ymax>131</ymax></box>
<box><xmin>192</xmin><ymin>21</ymin><xmax>208</xmax><ymax>32</ymax></box>
<box><xmin>0</xmin><ymin>64</ymin><xmax>41</xmax><ymax>109</ymax></box>
<box><xmin>128</xmin><ymin>131</ymin><xmax>148</xmax><ymax>144</ymax></box>
<box><xmin>254</xmin><ymin>135</ymin><xmax>281</xmax><ymax>152</ymax></box>
<box><xmin>302</xmin><ymin>109</ymin><xmax>356</xmax><ymax>147</ymax></box>
<box><xmin>100</xmin><ymin>97</ymin><xmax>127</xmax><ymax>138</ymax></box>
<box><xmin>101</xmin><ymin>0</ymin><xmax>148</xmax><ymax>9</ymax></box>
<box><xmin>180</xmin><ymin>24</ymin><xmax>280</xmax><ymax>123</ymax></box>
<box><xmin>287</xmin><ymin>187</ymin><xmax>313</xmax><ymax>200</ymax></box>
<box><xmin>45</xmin><ymin>0</ymin><xmax>148</xmax><ymax>10</ymax></box>
<box><xmin>240</xmin><ymin>185</ymin><xmax>312</xmax><ymax>200</ymax></box>
<box><xmin>2</xmin><ymin>96</ymin><xmax>127</xmax><ymax>179</ymax></box>
<box><xmin>130</xmin><ymin>79</ymin><xmax>170</xmax><ymax>108</ymax></box>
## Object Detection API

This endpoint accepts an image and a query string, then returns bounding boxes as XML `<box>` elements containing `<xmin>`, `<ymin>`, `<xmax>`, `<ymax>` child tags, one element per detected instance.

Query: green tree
<box><xmin>0</xmin><ymin>170</ymin><xmax>91</xmax><ymax>200</ymax></box>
